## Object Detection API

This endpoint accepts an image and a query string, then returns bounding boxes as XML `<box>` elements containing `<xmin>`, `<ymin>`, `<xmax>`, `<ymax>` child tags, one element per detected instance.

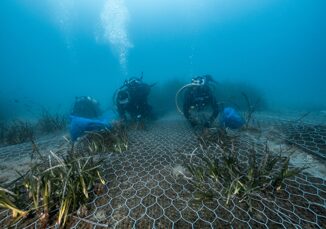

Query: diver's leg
<box><xmin>183</xmin><ymin>98</ymin><xmax>198</xmax><ymax>126</ymax></box>
<box><xmin>209</xmin><ymin>97</ymin><xmax>219</xmax><ymax>125</ymax></box>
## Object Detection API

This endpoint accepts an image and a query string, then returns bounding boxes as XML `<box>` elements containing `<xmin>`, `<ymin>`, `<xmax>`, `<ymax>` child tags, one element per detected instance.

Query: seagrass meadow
<box><xmin>0</xmin><ymin>113</ymin><xmax>325</xmax><ymax>228</ymax></box>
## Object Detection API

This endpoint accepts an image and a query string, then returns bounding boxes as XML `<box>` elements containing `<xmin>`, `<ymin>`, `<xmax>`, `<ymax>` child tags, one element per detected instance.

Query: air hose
<box><xmin>175</xmin><ymin>82</ymin><xmax>217</xmax><ymax>115</ymax></box>
<box><xmin>175</xmin><ymin>83</ymin><xmax>197</xmax><ymax>114</ymax></box>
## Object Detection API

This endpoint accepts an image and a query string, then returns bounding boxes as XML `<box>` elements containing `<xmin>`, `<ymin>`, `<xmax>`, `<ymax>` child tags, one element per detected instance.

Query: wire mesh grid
<box><xmin>0</xmin><ymin>118</ymin><xmax>325</xmax><ymax>228</ymax></box>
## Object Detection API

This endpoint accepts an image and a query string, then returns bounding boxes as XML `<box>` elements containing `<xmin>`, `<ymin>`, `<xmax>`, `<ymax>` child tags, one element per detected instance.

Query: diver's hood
<box><xmin>192</xmin><ymin>77</ymin><xmax>206</xmax><ymax>86</ymax></box>
<box><xmin>124</xmin><ymin>76</ymin><xmax>143</xmax><ymax>87</ymax></box>
<box><xmin>191</xmin><ymin>74</ymin><xmax>216</xmax><ymax>87</ymax></box>
<box><xmin>76</xmin><ymin>96</ymin><xmax>98</xmax><ymax>104</ymax></box>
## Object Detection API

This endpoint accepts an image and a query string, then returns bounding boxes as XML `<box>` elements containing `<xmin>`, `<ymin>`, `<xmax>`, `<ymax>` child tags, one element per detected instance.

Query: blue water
<box><xmin>1</xmin><ymin>0</ymin><xmax>326</xmax><ymax>120</ymax></box>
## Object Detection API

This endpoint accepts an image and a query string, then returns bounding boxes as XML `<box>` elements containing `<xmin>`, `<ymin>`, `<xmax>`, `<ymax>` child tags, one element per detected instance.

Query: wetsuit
<box><xmin>117</xmin><ymin>82</ymin><xmax>152</xmax><ymax>121</ymax></box>
<box><xmin>183</xmin><ymin>85</ymin><xmax>218</xmax><ymax>126</ymax></box>
<box><xmin>72</xmin><ymin>96</ymin><xmax>101</xmax><ymax>119</ymax></box>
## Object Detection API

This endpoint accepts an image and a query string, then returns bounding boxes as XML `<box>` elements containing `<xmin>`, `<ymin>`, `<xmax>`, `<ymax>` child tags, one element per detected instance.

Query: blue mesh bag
<box><xmin>219</xmin><ymin>107</ymin><xmax>245</xmax><ymax>129</ymax></box>
<box><xmin>69</xmin><ymin>110</ymin><xmax>117</xmax><ymax>141</ymax></box>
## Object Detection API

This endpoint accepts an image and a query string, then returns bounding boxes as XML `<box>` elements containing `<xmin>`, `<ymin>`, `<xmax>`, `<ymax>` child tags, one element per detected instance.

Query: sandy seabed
<box><xmin>0</xmin><ymin>112</ymin><xmax>325</xmax><ymax>228</ymax></box>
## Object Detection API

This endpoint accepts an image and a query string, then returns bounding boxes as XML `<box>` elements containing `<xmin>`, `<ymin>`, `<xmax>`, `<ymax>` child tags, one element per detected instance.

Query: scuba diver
<box><xmin>115</xmin><ymin>74</ymin><xmax>154</xmax><ymax>123</ymax></box>
<box><xmin>70</xmin><ymin>96</ymin><xmax>110</xmax><ymax>141</ymax></box>
<box><xmin>71</xmin><ymin>96</ymin><xmax>101</xmax><ymax>119</ymax></box>
<box><xmin>176</xmin><ymin>74</ymin><xmax>219</xmax><ymax>127</ymax></box>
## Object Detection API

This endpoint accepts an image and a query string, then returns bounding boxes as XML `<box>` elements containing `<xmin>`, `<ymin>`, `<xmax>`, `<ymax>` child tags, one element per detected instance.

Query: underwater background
<box><xmin>1</xmin><ymin>0</ymin><xmax>326</xmax><ymax>121</ymax></box>
<box><xmin>1</xmin><ymin>1</ymin><xmax>326</xmax><ymax>228</ymax></box>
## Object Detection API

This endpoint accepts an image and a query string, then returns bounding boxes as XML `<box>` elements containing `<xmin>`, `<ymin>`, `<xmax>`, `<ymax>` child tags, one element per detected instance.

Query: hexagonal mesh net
<box><xmin>278</xmin><ymin>123</ymin><xmax>325</xmax><ymax>160</ymax></box>
<box><xmin>0</xmin><ymin>116</ymin><xmax>325</xmax><ymax>228</ymax></box>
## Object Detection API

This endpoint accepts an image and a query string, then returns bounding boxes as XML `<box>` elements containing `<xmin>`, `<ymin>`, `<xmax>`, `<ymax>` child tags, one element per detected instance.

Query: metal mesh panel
<box><xmin>279</xmin><ymin>123</ymin><xmax>326</xmax><ymax>160</ymax></box>
<box><xmin>0</xmin><ymin>117</ymin><xmax>325</xmax><ymax>228</ymax></box>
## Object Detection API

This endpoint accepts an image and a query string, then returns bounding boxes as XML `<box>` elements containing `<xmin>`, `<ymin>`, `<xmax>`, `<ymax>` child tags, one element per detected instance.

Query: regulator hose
<box><xmin>175</xmin><ymin>83</ymin><xmax>196</xmax><ymax>114</ymax></box>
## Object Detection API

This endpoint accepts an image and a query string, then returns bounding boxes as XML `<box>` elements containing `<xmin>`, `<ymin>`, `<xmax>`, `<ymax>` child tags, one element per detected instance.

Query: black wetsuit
<box><xmin>117</xmin><ymin>82</ymin><xmax>152</xmax><ymax>121</ymax></box>
<box><xmin>183</xmin><ymin>85</ymin><xmax>218</xmax><ymax>126</ymax></box>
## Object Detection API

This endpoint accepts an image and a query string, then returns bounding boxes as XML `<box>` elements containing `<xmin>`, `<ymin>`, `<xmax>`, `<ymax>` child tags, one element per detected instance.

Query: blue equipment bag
<box><xmin>219</xmin><ymin>107</ymin><xmax>245</xmax><ymax>129</ymax></box>
<box><xmin>69</xmin><ymin>110</ymin><xmax>117</xmax><ymax>141</ymax></box>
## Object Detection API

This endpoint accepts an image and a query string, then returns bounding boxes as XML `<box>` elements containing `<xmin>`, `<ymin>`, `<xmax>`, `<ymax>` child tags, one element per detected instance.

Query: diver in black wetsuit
<box><xmin>115</xmin><ymin>75</ymin><xmax>153</xmax><ymax>122</ymax></box>
<box><xmin>71</xmin><ymin>96</ymin><xmax>101</xmax><ymax>119</ymax></box>
<box><xmin>178</xmin><ymin>75</ymin><xmax>218</xmax><ymax>127</ymax></box>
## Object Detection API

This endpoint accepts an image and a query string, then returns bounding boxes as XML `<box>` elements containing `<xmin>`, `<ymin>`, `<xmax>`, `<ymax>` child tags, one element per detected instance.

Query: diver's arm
<box><xmin>183</xmin><ymin>91</ymin><xmax>198</xmax><ymax>126</ymax></box>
